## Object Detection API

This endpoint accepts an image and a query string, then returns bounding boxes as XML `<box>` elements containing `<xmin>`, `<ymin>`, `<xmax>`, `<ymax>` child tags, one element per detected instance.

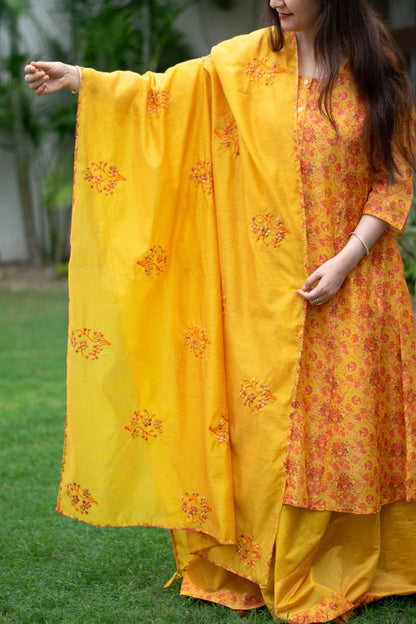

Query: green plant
<box><xmin>399</xmin><ymin>191</ymin><xmax>416</xmax><ymax>306</ymax></box>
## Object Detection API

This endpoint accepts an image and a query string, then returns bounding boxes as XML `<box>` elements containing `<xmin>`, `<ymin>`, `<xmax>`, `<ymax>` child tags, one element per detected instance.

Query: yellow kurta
<box><xmin>57</xmin><ymin>28</ymin><xmax>416</xmax><ymax>623</ymax></box>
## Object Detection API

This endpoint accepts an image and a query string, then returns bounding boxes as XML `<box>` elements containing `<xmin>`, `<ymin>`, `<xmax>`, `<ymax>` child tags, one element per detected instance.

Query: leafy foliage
<box><xmin>399</xmin><ymin>190</ymin><xmax>416</xmax><ymax>305</ymax></box>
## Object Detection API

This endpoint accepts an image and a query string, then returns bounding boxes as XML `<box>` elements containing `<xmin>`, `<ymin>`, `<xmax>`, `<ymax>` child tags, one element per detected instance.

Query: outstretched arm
<box><xmin>24</xmin><ymin>61</ymin><xmax>81</xmax><ymax>95</ymax></box>
<box><xmin>297</xmin><ymin>214</ymin><xmax>387</xmax><ymax>306</ymax></box>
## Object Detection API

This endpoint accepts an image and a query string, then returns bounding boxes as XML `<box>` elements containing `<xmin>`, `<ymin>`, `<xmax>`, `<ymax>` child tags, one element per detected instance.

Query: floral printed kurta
<box><xmin>284</xmin><ymin>74</ymin><xmax>416</xmax><ymax>514</ymax></box>
<box><xmin>57</xmin><ymin>28</ymin><xmax>416</xmax><ymax>624</ymax></box>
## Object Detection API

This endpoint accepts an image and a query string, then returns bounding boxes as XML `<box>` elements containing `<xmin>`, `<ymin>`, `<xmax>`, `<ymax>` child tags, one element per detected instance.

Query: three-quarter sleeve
<box><xmin>363</xmin><ymin>117</ymin><xmax>415</xmax><ymax>235</ymax></box>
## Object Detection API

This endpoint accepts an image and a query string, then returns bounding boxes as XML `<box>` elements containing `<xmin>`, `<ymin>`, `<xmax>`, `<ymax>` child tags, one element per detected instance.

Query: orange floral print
<box><xmin>85</xmin><ymin>161</ymin><xmax>126</xmax><ymax>195</ymax></box>
<box><xmin>183</xmin><ymin>325</ymin><xmax>211</xmax><ymax>358</ymax></box>
<box><xmin>214</xmin><ymin>119</ymin><xmax>240</xmax><ymax>155</ymax></box>
<box><xmin>181</xmin><ymin>492</ymin><xmax>212</xmax><ymax>525</ymax></box>
<box><xmin>240</xmin><ymin>379</ymin><xmax>277</xmax><ymax>413</ymax></box>
<box><xmin>189</xmin><ymin>160</ymin><xmax>214</xmax><ymax>195</ymax></box>
<box><xmin>136</xmin><ymin>244</ymin><xmax>167</xmax><ymax>276</ymax></box>
<box><xmin>209</xmin><ymin>414</ymin><xmax>230</xmax><ymax>445</ymax></box>
<box><xmin>71</xmin><ymin>328</ymin><xmax>111</xmax><ymax>360</ymax></box>
<box><xmin>236</xmin><ymin>534</ymin><xmax>261</xmax><ymax>570</ymax></box>
<box><xmin>245</xmin><ymin>57</ymin><xmax>286</xmax><ymax>86</ymax></box>
<box><xmin>66</xmin><ymin>482</ymin><xmax>98</xmax><ymax>515</ymax></box>
<box><xmin>124</xmin><ymin>409</ymin><xmax>163</xmax><ymax>441</ymax></box>
<box><xmin>146</xmin><ymin>88</ymin><xmax>169</xmax><ymax>113</ymax></box>
<box><xmin>284</xmin><ymin>595</ymin><xmax>357</xmax><ymax>624</ymax></box>
<box><xmin>180</xmin><ymin>579</ymin><xmax>264</xmax><ymax>610</ymax></box>
<box><xmin>283</xmin><ymin>72</ymin><xmax>416</xmax><ymax>514</ymax></box>
<box><xmin>251</xmin><ymin>213</ymin><xmax>290</xmax><ymax>248</ymax></box>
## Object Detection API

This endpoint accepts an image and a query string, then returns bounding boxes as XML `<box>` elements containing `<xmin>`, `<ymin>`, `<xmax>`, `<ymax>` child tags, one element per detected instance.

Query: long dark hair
<box><xmin>265</xmin><ymin>0</ymin><xmax>415</xmax><ymax>182</ymax></box>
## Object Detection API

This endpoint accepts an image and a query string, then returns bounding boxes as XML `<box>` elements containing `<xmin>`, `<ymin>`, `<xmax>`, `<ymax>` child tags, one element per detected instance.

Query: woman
<box><xmin>25</xmin><ymin>0</ymin><xmax>416</xmax><ymax>622</ymax></box>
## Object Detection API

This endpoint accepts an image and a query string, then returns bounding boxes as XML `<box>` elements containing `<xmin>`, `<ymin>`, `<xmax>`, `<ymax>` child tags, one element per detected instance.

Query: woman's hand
<box><xmin>298</xmin><ymin>215</ymin><xmax>387</xmax><ymax>306</ymax></box>
<box><xmin>24</xmin><ymin>61</ymin><xmax>81</xmax><ymax>95</ymax></box>
<box><xmin>297</xmin><ymin>255</ymin><xmax>351</xmax><ymax>306</ymax></box>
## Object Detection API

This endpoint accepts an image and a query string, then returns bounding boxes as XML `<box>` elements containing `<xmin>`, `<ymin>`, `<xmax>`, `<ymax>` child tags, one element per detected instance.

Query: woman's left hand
<box><xmin>297</xmin><ymin>256</ymin><xmax>350</xmax><ymax>306</ymax></box>
<box><xmin>298</xmin><ymin>215</ymin><xmax>387</xmax><ymax>306</ymax></box>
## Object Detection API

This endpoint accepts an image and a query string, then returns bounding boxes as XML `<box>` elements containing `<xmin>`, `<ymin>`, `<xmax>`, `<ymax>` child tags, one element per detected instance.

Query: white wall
<box><xmin>0</xmin><ymin>138</ymin><xmax>29</xmax><ymax>262</ymax></box>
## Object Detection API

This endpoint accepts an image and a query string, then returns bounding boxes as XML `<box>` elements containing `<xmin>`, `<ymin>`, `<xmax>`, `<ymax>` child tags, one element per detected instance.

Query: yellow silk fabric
<box><xmin>58</xmin><ymin>28</ymin><xmax>306</xmax><ymax>583</ymax></box>
<box><xmin>180</xmin><ymin>502</ymin><xmax>416</xmax><ymax>622</ymax></box>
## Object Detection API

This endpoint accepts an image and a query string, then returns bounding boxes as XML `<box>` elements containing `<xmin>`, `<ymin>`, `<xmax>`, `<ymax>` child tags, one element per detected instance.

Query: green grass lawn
<box><xmin>0</xmin><ymin>288</ymin><xmax>415</xmax><ymax>624</ymax></box>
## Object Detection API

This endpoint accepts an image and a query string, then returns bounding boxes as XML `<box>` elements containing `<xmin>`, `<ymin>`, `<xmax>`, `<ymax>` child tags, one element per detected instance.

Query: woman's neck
<box><xmin>296</xmin><ymin>31</ymin><xmax>322</xmax><ymax>78</ymax></box>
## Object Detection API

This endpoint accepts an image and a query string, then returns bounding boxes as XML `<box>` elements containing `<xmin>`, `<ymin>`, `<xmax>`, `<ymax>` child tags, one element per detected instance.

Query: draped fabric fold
<box><xmin>58</xmin><ymin>28</ymin><xmax>306</xmax><ymax>578</ymax></box>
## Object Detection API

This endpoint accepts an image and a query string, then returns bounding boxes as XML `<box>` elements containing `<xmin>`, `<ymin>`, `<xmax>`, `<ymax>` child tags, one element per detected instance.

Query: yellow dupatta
<box><xmin>57</xmin><ymin>28</ymin><xmax>307</xmax><ymax>586</ymax></box>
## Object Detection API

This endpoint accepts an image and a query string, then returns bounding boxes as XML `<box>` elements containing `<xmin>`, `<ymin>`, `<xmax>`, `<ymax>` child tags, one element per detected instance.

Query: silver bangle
<box><xmin>349</xmin><ymin>231</ymin><xmax>369</xmax><ymax>256</ymax></box>
<box><xmin>71</xmin><ymin>65</ymin><xmax>82</xmax><ymax>94</ymax></box>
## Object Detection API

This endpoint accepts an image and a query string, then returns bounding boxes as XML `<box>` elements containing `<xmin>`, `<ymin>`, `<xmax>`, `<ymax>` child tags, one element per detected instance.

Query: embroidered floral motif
<box><xmin>236</xmin><ymin>534</ymin><xmax>261</xmax><ymax>570</ymax></box>
<box><xmin>85</xmin><ymin>161</ymin><xmax>126</xmax><ymax>195</ymax></box>
<box><xmin>181</xmin><ymin>492</ymin><xmax>212</xmax><ymax>525</ymax></box>
<box><xmin>245</xmin><ymin>57</ymin><xmax>286</xmax><ymax>86</ymax></box>
<box><xmin>66</xmin><ymin>482</ymin><xmax>98</xmax><ymax>515</ymax></box>
<box><xmin>240</xmin><ymin>379</ymin><xmax>277</xmax><ymax>413</ymax></box>
<box><xmin>190</xmin><ymin>160</ymin><xmax>214</xmax><ymax>195</ymax></box>
<box><xmin>136</xmin><ymin>245</ymin><xmax>167</xmax><ymax>276</ymax></box>
<box><xmin>71</xmin><ymin>328</ymin><xmax>111</xmax><ymax>360</ymax></box>
<box><xmin>251</xmin><ymin>213</ymin><xmax>290</xmax><ymax>248</ymax></box>
<box><xmin>124</xmin><ymin>409</ymin><xmax>163</xmax><ymax>441</ymax></box>
<box><xmin>184</xmin><ymin>325</ymin><xmax>211</xmax><ymax>358</ymax></box>
<box><xmin>214</xmin><ymin>119</ymin><xmax>240</xmax><ymax>155</ymax></box>
<box><xmin>209</xmin><ymin>414</ymin><xmax>230</xmax><ymax>445</ymax></box>
<box><xmin>147</xmin><ymin>88</ymin><xmax>169</xmax><ymax>113</ymax></box>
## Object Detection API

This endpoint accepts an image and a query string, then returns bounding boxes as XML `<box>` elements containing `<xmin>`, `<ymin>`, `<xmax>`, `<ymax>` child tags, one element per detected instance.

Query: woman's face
<box><xmin>269</xmin><ymin>0</ymin><xmax>323</xmax><ymax>35</ymax></box>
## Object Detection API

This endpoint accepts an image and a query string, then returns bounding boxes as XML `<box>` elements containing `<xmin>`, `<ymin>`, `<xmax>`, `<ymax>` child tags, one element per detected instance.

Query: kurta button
<box><xmin>298</xmin><ymin>106</ymin><xmax>304</xmax><ymax>113</ymax></box>
<box><xmin>303</xmin><ymin>79</ymin><xmax>309</xmax><ymax>85</ymax></box>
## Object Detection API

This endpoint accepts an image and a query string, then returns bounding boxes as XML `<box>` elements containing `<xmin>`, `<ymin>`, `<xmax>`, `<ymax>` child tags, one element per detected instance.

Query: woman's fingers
<box><xmin>297</xmin><ymin>287</ymin><xmax>326</xmax><ymax>305</ymax></box>
<box><xmin>24</xmin><ymin>64</ymin><xmax>47</xmax><ymax>89</ymax></box>
<box><xmin>297</xmin><ymin>265</ymin><xmax>332</xmax><ymax>305</ymax></box>
<box><xmin>25</xmin><ymin>73</ymin><xmax>47</xmax><ymax>87</ymax></box>
<box><xmin>24</xmin><ymin>67</ymin><xmax>42</xmax><ymax>81</ymax></box>
<box><xmin>30</xmin><ymin>60</ymin><xmax>53</xmax><ymax>72</ymax></box>
<box><xmin>35</xmin><ymin>83</ymin><xmax>49</xmax><ymax>96</ymax></box>
<box><xmin>24</xmin><ymin>61</ymin><xmax>69</xmax><ymax>95</ymax></box>
<box><xmin>302</xmin><ymin>268</ymin><xmax>321</xmax><ymax>292</ymax></box>
<box><xmin>25</xmin><ymin>75</ymin><xmax>50</xmax><ymax>93</ymax></box>
<box><xmin>297</xmin><ymin>256</ymin><xmax>349</xmax><ymax>306</ymax></box>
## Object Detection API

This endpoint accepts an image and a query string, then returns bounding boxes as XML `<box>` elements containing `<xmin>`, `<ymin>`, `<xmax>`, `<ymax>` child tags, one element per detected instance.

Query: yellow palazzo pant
<box><xmin>179</xmin><ymin>503</ymin><xmax>416</xmax><ymax>622</ymax></box>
